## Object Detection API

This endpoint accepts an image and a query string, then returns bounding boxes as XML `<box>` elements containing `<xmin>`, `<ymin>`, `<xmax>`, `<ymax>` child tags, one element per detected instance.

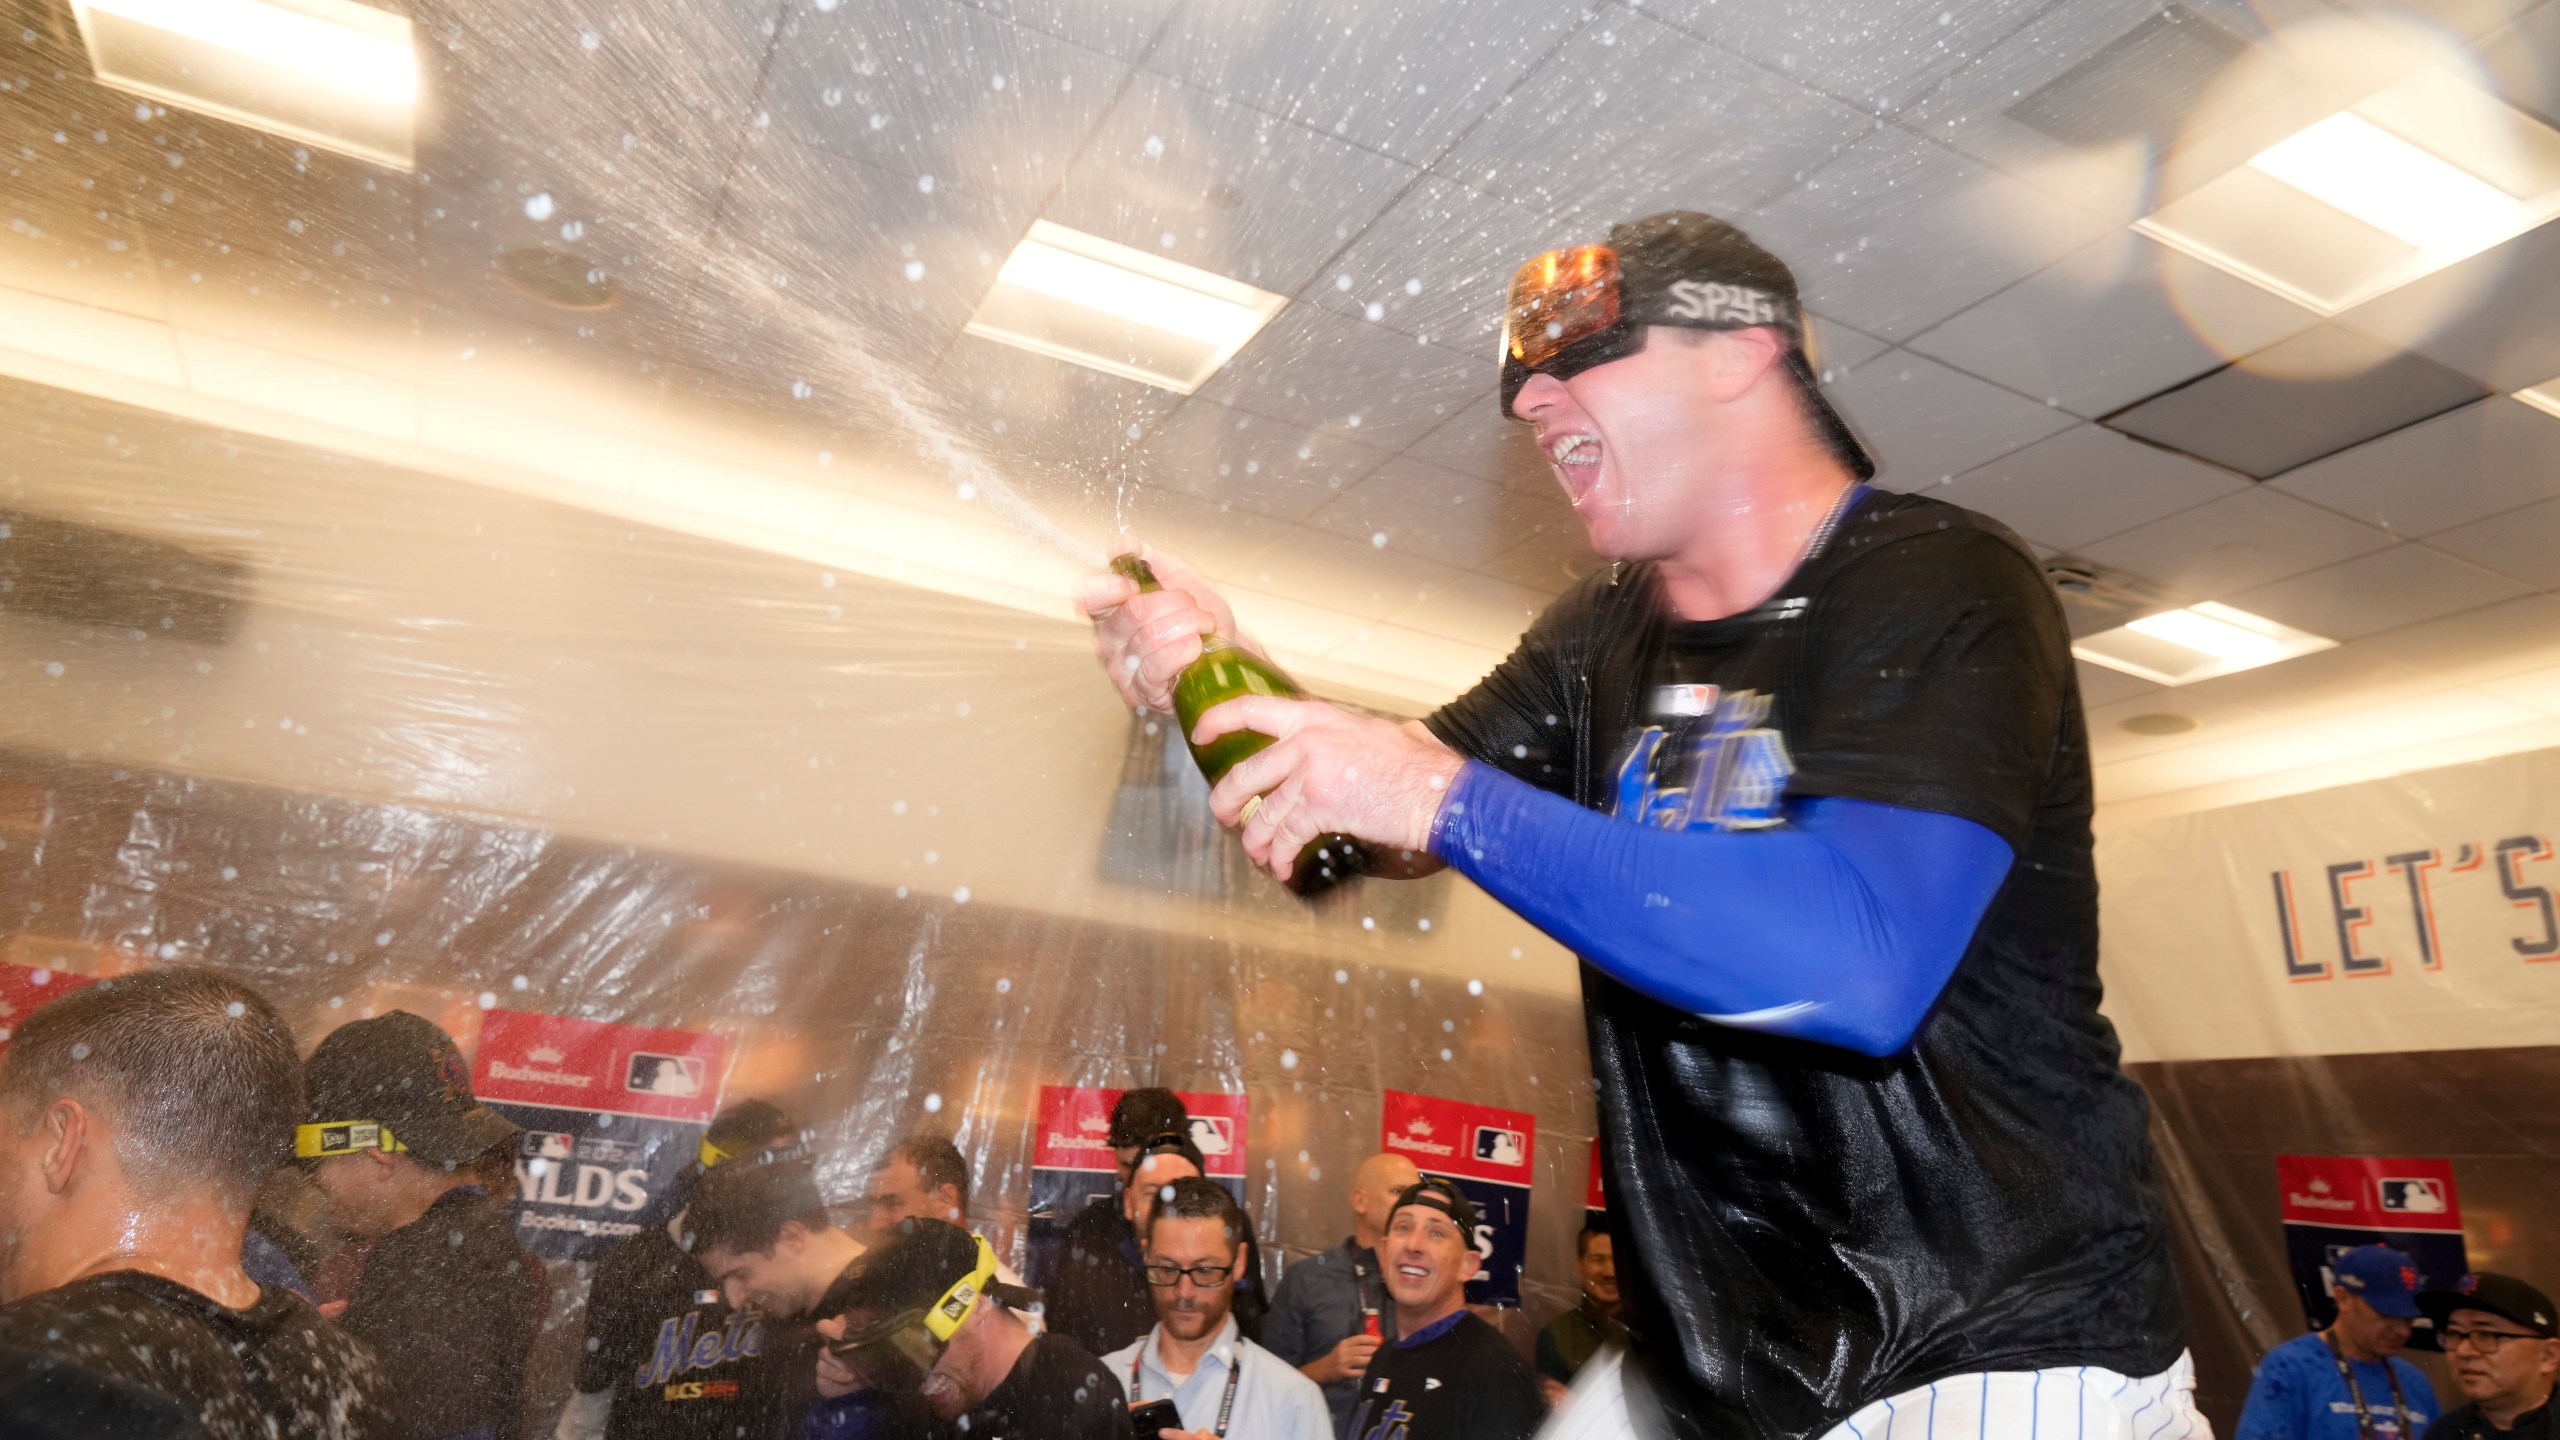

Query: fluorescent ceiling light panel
<box><xmin>2516</xmin><ymin>378</ymin><xmax>2560</xmax><ymax>423</ymax></box>
<box><xmin>72</xmin><ymin>0</ymin><xmax>418</xmax><ymax>170</ymax></box>
<box><xmin>965</xmin><ymin>221</ymin><xmax>1286</xmax><ymax>394</ymax></box>
<box><xmin>2073</xmin><ymin>601</ymin><xmax>2335</xmax><ymax>686</ymax></box>
<box><xmin>2135</xmin><ymin>68</ymin><xmax>2560</xmax><ymax>314</ymax></box>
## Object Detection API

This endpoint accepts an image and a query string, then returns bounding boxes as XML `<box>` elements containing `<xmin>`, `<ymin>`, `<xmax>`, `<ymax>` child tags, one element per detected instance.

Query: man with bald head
<box><xmin>1265</xmin><ymin>1151</ymin><xmax>1424</xmax><ymax>1427</ymax></box>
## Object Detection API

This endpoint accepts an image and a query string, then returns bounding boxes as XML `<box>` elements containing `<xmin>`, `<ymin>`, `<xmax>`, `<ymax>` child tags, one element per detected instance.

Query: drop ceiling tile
<box><xmin>1304</xmin><ymin>456</ymin><xmax>1575</xmax><ymax>571</ymax></box>
<box><xmin>1046</xmin><ymin>70</ymin><xmax>1418</xmax><ymax>299</ymax></box>
<box><xmin>2353</xmin><ymin>592</ymin><xmax>2560</xmax><ymax>688</ymax></box>
<box><xmin>1402</xmin><ymin>404</ymin><xmax>1555</xmax><ymax>494</ymax></box>
<box><xmin>1908</xmin><ymin>234</ymin><xmax>2319</xmax><ymax>419</ymax></box>
<box><xmin>709</xmin><ymin>137</ymin><xmax>1020</xmax><ymax>369</ymax></box>
<box><xmin>2102</xmin><ymin>325</ymin><xmax>2492</xmax><ymax>480</ymax></box>
<box><xmin>946</xmin><ymin>0</ymin><xmax>1181</xmax><ymax>61</ymax></box>
<box><xmin>2480</xmin><ymin>2</ymin><xmax>2560</xmax><ymax>121</ymax></box>
<box><xmin>1386</xmin><ymin>570</ymin><xmax>1552</xmax><ymax>652</ymax></box>
<box><xmin>2083</xmin><ymin>687</ymin><xmax>2284</xmax><ymax>765</ymax></box>
<box><xmin>2272</xmin><ymin>398</ymin><xmax>2560</xmax><ymax>539</ymax></box>
<box><xmin>2422</xmin><ymin>496</ymin><xmax>2560</xmax><ymax>590</ymax></box>
<box><xmin>2075</xmin><ymin>658</ymin><xmax>2165</xmax><ymax>711</ymax></box>
<box><xmin>1641</xmin><ymin>0</ymin><xmax>2053</xmax><ymax>118</ymax></box>
<box><xmin>1106</xmin><ymin>484</ymin><xmax>1287</xmax><ymax>578</ymax></box>
<box><xmin>1194</xmin><ymin>304</ymin><xmax>1482</xmax><ymax>451</ymax></box>
<box><xmin>2172</xmin><ymin>639</ymin><xmax>2442</xmax><ymax>721</ymax></box>
<box><xmin>1824</xmin><ymin>349</ymin><xmax>2076</xmax><ymax>486</ymax></box>
<box><xmin>1437</xmin><ymin>13</ymin><xmax>1876</xmax><ymax>221</ymax></box>
<box><xmin>1810</xmin><ymin>314</ymin><xmax>1893</xmax><ymax>377</ymax></box>
<box><xmin>1932</xmin><ymin>423</ymin><xmax>2249</xmax><ymax>551</ymax></box>
<box><xmin>926</xmin><ymin>332</ymin><xmax>1187</xmax><ymax>495</ymax></box>
<box><xmin>1125</xmin><ymin>397</ymin><xmax>1391</xmax><ymax>524</ymax></box>
<box><xmin>2340</xmin><ymin>218</ymin><xmax>2560</xmax><ymax>395</ymax></box>
<box><xmin>2479</xmin><ymin>660</ymin><xmax>2560</xmax><ymax>719</ymax></box>
<box><xmin>1229</xmin><ymin>525</ymin><xmax>1466</xmax><ymax>618</ymax></box>
<box><xmin>2223</xmin><ymin>543</ymin><xmax>2530</xmax><ymax>643</ymax></box>
<box><xmin>1144</xmin><ymin>0</ymin><xmax>1584</xmax><ymax>167</ymax></box>
<box><xmin>765</xmin><ymin>0</ymin><xmax>1129</xmax><ymax>227</ymax></box>
<box><xmin>2076</xmin><ymin>485</ymin><xmax>2393</xmax><ymax>600</ymax></box>
<box><xmin>1746</xmin><ymin>127</ymin><xmax>2114</xmax><ymax>340</ymax></box>
<box><xmin>1898</xmin><ymin>0</ymin><xmax>2291</xmax><ymax>209</ymax></box>
<box><xmin>1301</xmin><ymin>177</ymin><xmax>1563</xmax><ymax>355</ymax></box>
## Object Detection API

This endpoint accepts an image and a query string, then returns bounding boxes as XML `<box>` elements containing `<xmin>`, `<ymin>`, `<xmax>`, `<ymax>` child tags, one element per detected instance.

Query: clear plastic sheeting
<box><xmin>0</xmin><ymin>375</ymin><xmax>1591</xmax><ymax>1432</ymax></box>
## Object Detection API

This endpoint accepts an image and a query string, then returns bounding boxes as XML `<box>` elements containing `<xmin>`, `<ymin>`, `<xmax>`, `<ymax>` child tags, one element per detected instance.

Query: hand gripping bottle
<box><xmin>1112</xmin><ymin>554</ymin><xmax>1371</xmax><ymax>897</ymax></box>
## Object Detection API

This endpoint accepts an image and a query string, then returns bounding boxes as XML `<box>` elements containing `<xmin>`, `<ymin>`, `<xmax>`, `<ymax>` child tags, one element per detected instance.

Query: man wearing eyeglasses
<box><xmin>1083</xmin><ymin>212</ymin><xmax>2189</xmax><ymax>1440</ymax></box>
<box><xmin>1103</xmin><ymin>1176</ymin><xmax>1330</xmax><ymax>1440</ymax></box>
<box><xmin>2420</xmin><ymin>1274</ymin><xmax>2558</xmax><ymax>1440</ymax></box>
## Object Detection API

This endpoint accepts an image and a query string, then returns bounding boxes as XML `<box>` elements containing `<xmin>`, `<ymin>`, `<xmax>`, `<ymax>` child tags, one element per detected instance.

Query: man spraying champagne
<box><xmin>1080</xmin><ymin>211</ymin><xmax>2195</xmax><ymax>1440</ymax></box>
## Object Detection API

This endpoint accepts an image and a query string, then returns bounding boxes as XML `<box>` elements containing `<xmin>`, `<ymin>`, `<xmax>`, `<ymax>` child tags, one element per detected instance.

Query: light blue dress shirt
<box><xmin>1106</xmin><ymin>1315</ymin><xmax>1334</xmax><ymax>1440</ymax></box>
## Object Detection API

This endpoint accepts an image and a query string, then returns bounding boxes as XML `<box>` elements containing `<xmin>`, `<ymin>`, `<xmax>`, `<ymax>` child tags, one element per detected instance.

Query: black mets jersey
<box><xmin>1343</xmin><ymin>1311</ymin><xmax>1544</xmax><ymax>1440</ymax></box>
<box><xmin>1426</xmin><ymin>490</ymin><xmax>2183</xmax><ymax>1440</ymax></box>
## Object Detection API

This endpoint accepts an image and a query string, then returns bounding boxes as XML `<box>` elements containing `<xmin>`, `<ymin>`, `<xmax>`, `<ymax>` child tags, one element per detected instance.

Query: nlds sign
<box><xmin>475</xmin><ymin>1011</ymin><xmax>727</xmax><ymax>1262</ymax></box>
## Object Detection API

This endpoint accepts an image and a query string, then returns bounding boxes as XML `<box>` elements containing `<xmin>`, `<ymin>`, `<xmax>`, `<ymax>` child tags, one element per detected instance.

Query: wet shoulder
<box><xmin>1829</xmin><ymin>489</ymin><xmax>2043</xmax><ymax>575</ymax></box>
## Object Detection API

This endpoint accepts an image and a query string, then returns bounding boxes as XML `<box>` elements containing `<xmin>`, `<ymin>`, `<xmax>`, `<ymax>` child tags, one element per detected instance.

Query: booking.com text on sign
<box><xmin>1381</xmin><ymin>1089</ymin><xmax>1535</xmax><ymax>1306</ymax></box>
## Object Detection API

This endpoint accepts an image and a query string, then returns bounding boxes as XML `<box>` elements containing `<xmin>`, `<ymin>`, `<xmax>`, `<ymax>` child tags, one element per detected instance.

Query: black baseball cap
<box><xmin>2419</xmin><ymin>1273</ymin><xmax>2558</xmax><ymax>1338</ymax></box>
<box><xmin>1109</xmin><ymin>1088</ymin><xmax>1187</xmax><ymax>1149</ymax></box>
<box><xmin>1499</xmin><ymin>210</ymin><xmax>1876</xmax><ymax>481</ymax></box>
<box><xmin>300</xmin><ymin>1011</ymin><xmax>517</xmax><ymax>1165</ymax></box>
<box><xmin>1388</xmin><ymin>1176</ymin><xmax>1480</xmax><ymax>1235</ymax></box>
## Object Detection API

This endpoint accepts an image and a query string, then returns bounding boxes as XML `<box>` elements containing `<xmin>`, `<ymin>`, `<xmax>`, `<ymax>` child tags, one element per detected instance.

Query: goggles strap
<box><xmin>293</xmin><ymin>1120</ymin><xmax>406</xmax><ymax>1159</ymax></box>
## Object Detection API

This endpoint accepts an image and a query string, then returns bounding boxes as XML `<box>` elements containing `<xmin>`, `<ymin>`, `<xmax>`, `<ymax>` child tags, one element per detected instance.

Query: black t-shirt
<box><xmin>1343</xmin><ymin>1311</ymin><xmax>1544</xmax><ymax>1440</ymax></box>
<box><xmin>1426</xmin><ymin>490</ymin><xmax>2182</xmax><ymax>1440</ymax></box>
<box><xmin>0</xmin><ymin>1269</ymin><xmax>395</xmax><ymax>1438</ymax></box>
<box><xmin>341</xmin><ymin>1184</ymin><xmax>545</xmax><ymax>1440</ymax></box>
<box><xmin>2426</xmin><ymin>1402</ymin><xmax>2555</xmax><ymax>1440</ymax></box>
<box><xmin>962</xmin><ymin>1333</ymin><xmax>1123</xmax><ymax>1440</ymax></box>
<box><xmin>577</xmin><ymin>1224</ymin><xmax>781</xmax><ymax>1440</ymax></box>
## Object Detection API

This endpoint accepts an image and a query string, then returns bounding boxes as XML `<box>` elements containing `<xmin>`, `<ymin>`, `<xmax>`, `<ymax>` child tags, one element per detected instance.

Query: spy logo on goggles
<box><xmin>1664</xmin><ymin>280</ymin><xmax>1781</xmax><ymax>327</ymax></box>
<box><xmin>294</xmin><ymin>1120</ymin><xmax>406</xmax><ymax>1159</ymax></box>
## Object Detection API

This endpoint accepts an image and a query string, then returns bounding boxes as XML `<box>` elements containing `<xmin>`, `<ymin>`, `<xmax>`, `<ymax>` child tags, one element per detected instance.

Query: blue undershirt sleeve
<box><xmin>1428</xmin><ymin>761</ymin><xmax>2015</xmax><ymax>1058</ymax></box>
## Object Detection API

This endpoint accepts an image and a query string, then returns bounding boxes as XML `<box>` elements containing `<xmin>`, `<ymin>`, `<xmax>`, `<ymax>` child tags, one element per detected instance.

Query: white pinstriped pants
<box><xmin>1540</xmin><ymin>1348</ymin><xmax>2213</xmax><ymax>1440</ymax></box>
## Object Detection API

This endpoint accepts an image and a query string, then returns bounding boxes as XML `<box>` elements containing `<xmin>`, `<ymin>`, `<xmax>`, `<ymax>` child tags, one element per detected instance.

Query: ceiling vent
<box><xmin>2006</xmin><ymin>6</ymin><xmax>2251</xmax><ymax>151</ymax></box>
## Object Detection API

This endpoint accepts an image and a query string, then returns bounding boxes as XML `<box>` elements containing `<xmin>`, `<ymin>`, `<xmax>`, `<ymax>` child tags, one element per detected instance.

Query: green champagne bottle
<box><xmin>1112</xmin><ymin>554</ymin><xmax>1371</xmax><ymax>897</ymax></box>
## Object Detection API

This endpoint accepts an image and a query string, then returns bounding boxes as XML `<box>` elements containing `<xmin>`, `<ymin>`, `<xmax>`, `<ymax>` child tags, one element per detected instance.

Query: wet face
<box><xmin>863</xmin><ymin>1157</ymin><xmax>951</xmax><ymax>1243</ymax></box>
<box><xmin>309</xmin><ymin>1151</ymin><xmax>402</xmax><ymax>1240</ymax></box>
<box><xmin>1145</xmin><ymin>1213</ymin><xmax>1243</xmax><ymax>1344</ymax></box>
<box><xmin>1577</xmin><ymin>1232</ymin><xmax>1617</xmax><ymax>1308</ymax></box>
<box><xmin>1380</xmin><ymin>1204</ymin><xmax>1479</xmax><ymax>1316</ymax></box>
<box><xmin>1124</xmin><ymin>1154</ymin><xmax>1199</xmax><ymax>1233</ymax></box>
<box><xmin>2335</xmin><ymin>1291</ymin><xmax>2416</xmax><ymax>1358</ymax></box>
<box><xmin>701</xmin><ymin>1227</ymin><xmax>817</xmax><ymax>1320</ymax></box>
<box><xmin>1511</xmin><ymin>328</ymin><xmax>1769</xmax><ymax>562</ymax></box>
<box><xmin>2441</xmin><ymin>1307</ymin><xmax>2560</xmax><ymax>1411</ymax></box>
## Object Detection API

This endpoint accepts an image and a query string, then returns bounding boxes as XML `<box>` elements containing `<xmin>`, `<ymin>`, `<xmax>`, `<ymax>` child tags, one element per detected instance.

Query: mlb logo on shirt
<box><xmin>1653</xmin><ymin>683</ymin><xmax>1718</xmax><ymax>718</ymax></box>
<box><xmin>2378</xmin><ymin>1178</ymin><xmax>2448</xmax><ymax>1214</ymax></box>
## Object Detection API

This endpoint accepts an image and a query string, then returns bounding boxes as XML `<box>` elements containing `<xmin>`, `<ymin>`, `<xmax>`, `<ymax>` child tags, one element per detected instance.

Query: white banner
<box><xmin>2098</xmin><ymin>744</ymin><xmax>2560</xmax><ymax>1063</ymax></box>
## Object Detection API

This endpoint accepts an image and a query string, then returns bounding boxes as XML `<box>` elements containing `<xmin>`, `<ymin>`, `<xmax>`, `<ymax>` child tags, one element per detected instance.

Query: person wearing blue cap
<box><xmin>2239</xmin><ymin>1245</ymin><xmax>2442</xmax><ymax>1440</ymax></box>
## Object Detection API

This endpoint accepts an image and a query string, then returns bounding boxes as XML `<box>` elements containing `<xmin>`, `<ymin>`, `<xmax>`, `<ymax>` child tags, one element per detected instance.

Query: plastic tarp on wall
<box><xmin>2097</xmin><ymin>744</ymin><xmax>2560</xmax><ymax>1430</ymax></box>
<box><xmin>0</xmin><ymin>376</ymin><xmax>1597</xmax><ymax>1433</ymax></box>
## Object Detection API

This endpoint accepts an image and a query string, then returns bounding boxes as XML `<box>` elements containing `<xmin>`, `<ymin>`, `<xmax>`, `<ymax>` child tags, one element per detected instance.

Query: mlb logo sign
<box><xmin>1187</xmin><ymin>1115</ymin><xmax>1234</xmax><ymax>1156</ymax></box>
<box><xmin>2379</xmin><ymin>1177</ymin><xmax>2449</xmax><ymax>1214</ymax></box>
<box><xmin>627</xmin><ymin>1052</ymin><xmax>704</xmax><ymax>1098</ymax></box>
<box><xmin>1474</xmin><ymin>1126</ymin><xmax>1527</xmax><ymax>1168</ymax></box>
<box><xmin>525</xmin><ymin>1130</ymin><xmax>575</xmax><ymax>1161</ymax></box>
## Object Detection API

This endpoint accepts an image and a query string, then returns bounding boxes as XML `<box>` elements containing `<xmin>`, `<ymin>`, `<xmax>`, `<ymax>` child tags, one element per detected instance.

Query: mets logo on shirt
<box><xmin>1615</xmin><ymin>687</ymin><xmax>1792</xmax><ymax>832</ymax></box>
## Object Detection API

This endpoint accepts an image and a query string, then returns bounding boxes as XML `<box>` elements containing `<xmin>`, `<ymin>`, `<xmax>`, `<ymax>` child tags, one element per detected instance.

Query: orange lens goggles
<box><xmin>1504</xmin><ymin>245</ymin><xmax>1622</xmax><ymax>370</ymax></box>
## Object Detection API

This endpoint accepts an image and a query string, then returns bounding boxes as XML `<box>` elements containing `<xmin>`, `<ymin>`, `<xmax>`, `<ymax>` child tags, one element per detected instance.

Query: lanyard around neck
<box><xmin>2324</xmin><ymin>1330</ymin><xmax>2410</xmax><ymax>1440</ymax></box>
<box><xmin>1131</xmin><ymin>1336</ymin><xmax>1243</xmax><ymax>1439</ymax></box>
